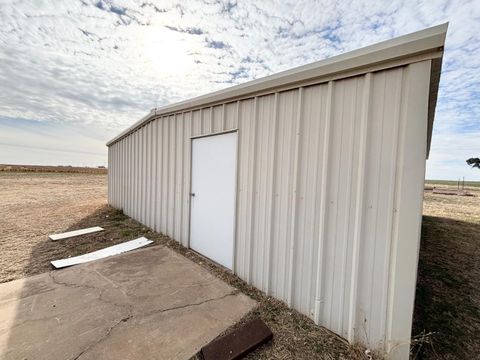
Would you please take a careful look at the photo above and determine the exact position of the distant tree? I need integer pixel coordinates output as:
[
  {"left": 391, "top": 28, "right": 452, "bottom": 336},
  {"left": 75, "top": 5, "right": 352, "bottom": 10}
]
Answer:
[{"left": 466, "top": 158, "right": 480, "bottom": 169}]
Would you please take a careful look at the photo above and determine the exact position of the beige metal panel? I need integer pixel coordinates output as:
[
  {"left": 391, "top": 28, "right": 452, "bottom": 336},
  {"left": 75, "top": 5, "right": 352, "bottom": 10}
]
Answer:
[
  {"left": 201, "top": 107, "right": 212, "bottom": 134},
  {"left": 192, "top": 109, "right": 201, "bottom": 137},
  {"left": 235, "top": 97, "right": 256, "bottom": 280},
  {"left": 133, "top": 131, "right": 139, "bottom": 220},
  {"left": 109, "top": 142, "right": 113, "bottom": 205},
  {"left": 212, "top": 105, "right": 223, "bottom": 132},
  {"left": 140, "top": 127, "right": 145, "bottom": 222},
  {"left": 107, "top": 147, "right": 110, "bottom": 204},
  {"left": 108, "top": 144, "right": 112, "bottom": 205},
  {"left": 154, "top": 118, "right": 162, "bottom": 232},
  {"left": 355, "top": 68, "right": 404, "bottom": 347},
  {"left": 161, "top": 117, "right": 168, "bottom": 232},
  {"left": 139, "top": 126, "right": 144, "bottom": 224},
  {"left": 129, "top": 133, "right": 135, "bottom": 217},
  {"left": 174, "top": 113, "right": 184, "bottom": 242},
  {"left": 146, "top": 122, "right": 153, "bottom": 228},
  {"left": 386, "top": 61, "right": 430, "bottom": 359},
  {"left": 321, "top": 76, "right": 365, "bottom": 338},
  {"left": 142, "top": 125, "right": 148, "bottom": 227},
  {"left": 120, "top": 140, "right": 124, "bottom": 208},
  {"left": 115, "top": 141, "right": 119, "bottom": 207},
  {"left": 131, "top": 131, "right": 139, "bottom": 220},
  {"left": 268, "top": 89, "right": 298, "bottom": 302},
  {"left": 225, "top": 102, "right": 237, "bottom": 130},
  {"left": 113, "top": 142, "right": 117, "bottom": 207},
  {"left": 249, "top": 93, "right": 276, "bottom": 291},
  {"left": 130, "top": 132, "right": 135, "bottom": 217},
  {"left": 115, "top": 140, "right": 119, "bottom": 207},
  {"left": 119, "top": 138, "right": 124, "bottom": 213},
  {"left": 167, "top": 115, "right": 175, "bottom": 237},
  {"left": 118, "top": 139, "right": 122, "bottom": 209},
  {"left": 181, "top": 111, "right": 192, "bottom": 246},
  {"left": 150, "top": 121, "right": 157, "bottom": 228},
  {"left": 127, "top": 133, "right": 133, "bottom": 217},
  {"left": 292, "top": 83, "right": 329, "bottom": 318},
  {"left": 112, "top": 142, "right": 116, "bottom": 207}
]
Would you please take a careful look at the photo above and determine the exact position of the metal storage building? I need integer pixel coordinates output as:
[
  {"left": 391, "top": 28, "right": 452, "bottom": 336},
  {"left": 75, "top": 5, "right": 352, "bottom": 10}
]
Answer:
[{"left": 107, "top": 24, "right": 447, "bottom": 359}]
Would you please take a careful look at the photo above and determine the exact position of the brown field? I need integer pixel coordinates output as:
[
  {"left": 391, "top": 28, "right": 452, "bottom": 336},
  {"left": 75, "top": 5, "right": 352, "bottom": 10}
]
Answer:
[
  {"left": 0, "top": 172, "right": 478, "bottom": 359},
  {"left": 0, "top": 163, "right": 107, "bottom": 174}
]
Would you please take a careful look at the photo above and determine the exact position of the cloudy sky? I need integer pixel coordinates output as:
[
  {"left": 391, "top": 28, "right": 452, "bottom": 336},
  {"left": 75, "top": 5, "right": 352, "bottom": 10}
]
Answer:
[{"left": 0, "top": 0, "right": 479, "bottom": 180}]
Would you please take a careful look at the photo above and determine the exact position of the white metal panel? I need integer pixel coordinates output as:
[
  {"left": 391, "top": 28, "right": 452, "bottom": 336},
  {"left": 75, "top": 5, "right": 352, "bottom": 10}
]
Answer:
[{"left": 190, "top": 132, "right": 237, "bottom": 269}]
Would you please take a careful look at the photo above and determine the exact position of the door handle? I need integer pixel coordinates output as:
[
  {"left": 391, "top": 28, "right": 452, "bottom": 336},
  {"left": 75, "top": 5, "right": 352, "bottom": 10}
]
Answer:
[{"left": 190, "top": 193, "right": 195, "bottom": 197}]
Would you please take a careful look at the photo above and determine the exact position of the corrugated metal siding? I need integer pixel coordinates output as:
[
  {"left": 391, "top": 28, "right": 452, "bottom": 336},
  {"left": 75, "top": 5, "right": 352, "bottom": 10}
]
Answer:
[{"left": 107, "top": 62, "right": 431, "bottom": 352}]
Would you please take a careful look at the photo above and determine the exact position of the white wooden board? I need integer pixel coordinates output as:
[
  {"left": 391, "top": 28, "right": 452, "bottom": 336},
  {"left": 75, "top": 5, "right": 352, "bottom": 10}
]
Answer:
[
  {"left": 49, "top": 226, "right": 104, "bottom": 241},
  {"left": 51, "top": 237, "right": 153, "bottom": 269}
]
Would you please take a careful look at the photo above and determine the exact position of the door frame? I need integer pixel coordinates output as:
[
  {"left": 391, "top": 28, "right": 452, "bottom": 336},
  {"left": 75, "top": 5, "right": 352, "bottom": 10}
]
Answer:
[{"left": 188, "top": 128, "right": 239, "bottom": 272}]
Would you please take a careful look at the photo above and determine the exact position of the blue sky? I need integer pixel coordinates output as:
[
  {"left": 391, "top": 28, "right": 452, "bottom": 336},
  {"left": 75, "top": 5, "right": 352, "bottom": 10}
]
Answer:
[{"left": 0, "top": 0, "right": 479, "bottom": 180}]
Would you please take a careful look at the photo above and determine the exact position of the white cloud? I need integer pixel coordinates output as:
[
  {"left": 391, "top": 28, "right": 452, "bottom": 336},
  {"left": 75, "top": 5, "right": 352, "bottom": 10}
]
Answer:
[{"left": 0, "top": 0, "right": 479, "bottom": 180}]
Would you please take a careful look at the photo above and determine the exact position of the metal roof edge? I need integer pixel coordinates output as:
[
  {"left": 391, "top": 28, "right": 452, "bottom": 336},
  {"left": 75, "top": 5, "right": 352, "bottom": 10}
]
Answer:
[{"left": 107, "top": 23, "right": 448, "bottom": 146}]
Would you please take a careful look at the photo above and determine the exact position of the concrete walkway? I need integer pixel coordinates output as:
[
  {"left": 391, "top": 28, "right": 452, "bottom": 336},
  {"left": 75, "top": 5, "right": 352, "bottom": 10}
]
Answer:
[{"left": 0, "top": 246, "right": 255, "bottom": 360}]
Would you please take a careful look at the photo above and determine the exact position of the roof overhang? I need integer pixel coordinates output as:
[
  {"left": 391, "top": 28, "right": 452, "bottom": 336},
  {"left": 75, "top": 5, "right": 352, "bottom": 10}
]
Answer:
[{"left": 107, "top": 23, "right": 447, "bottom": 152}]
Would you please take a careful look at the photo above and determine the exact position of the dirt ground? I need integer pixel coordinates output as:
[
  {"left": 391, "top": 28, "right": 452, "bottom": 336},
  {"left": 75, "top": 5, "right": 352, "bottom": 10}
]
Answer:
[
  {"left": 0, "top": 172, "right": 169, "bottom": 283},
  {"left": 0, "top": 172, "right": 478, "bottom": 359},
  {"left": 0, "top": 172, "right": 105, "bottom": 282},
  {"left": 412, "top": 184, "right": 480, "bottom": 359}
]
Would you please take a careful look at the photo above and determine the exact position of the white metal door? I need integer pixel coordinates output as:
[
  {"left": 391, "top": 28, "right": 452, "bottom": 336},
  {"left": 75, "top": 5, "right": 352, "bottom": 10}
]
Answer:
[{"left": 190, "top": 132, "right": 237, "bottom": 269}]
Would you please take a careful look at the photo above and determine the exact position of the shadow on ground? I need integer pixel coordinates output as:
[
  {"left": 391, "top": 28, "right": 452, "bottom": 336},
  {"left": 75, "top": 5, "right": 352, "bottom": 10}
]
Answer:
[{"left": 412, "top": 215, "right": 480, "bottom": 359}]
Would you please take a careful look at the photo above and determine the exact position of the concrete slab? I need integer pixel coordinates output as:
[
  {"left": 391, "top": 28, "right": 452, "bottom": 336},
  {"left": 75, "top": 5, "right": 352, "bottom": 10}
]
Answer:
[{"left": 0, "top": 246, "right": 256, "bottom": 360}]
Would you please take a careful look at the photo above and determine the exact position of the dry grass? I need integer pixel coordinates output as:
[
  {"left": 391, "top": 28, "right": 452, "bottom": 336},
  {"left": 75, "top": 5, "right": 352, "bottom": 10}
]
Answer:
[{"left": 412, "top": 183, "right": 480, "bottom": 359}]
